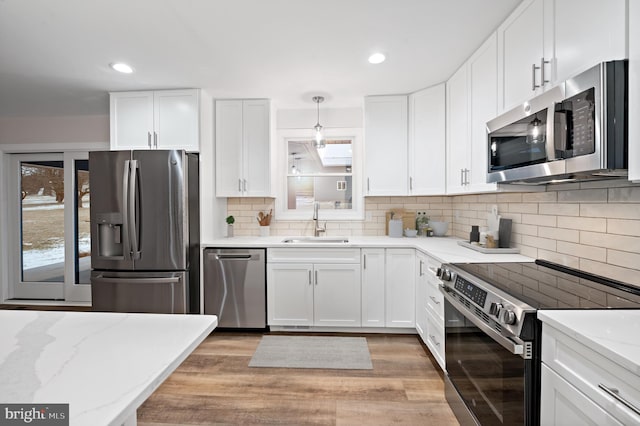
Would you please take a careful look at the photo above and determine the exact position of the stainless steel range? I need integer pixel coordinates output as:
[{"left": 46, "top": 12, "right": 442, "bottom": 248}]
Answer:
[{"left": 437, "top": 260, "right": 640, "bottom": 426}]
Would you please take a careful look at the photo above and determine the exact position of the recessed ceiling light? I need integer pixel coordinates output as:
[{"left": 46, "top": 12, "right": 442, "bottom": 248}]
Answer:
[
  {"left": 110, "top": 62, "right": 133, "bottom": 74},
  {"left": 368, "top": 53, "right": 386, "bottom": 64}
]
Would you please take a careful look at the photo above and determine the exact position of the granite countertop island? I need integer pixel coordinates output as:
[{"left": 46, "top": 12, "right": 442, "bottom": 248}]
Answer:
[
  {"left": 202, "top": 235, "right": 533, "bottom": 264},
  {"left": 0, "top": 311, "right": 217, "bottom": 426}
]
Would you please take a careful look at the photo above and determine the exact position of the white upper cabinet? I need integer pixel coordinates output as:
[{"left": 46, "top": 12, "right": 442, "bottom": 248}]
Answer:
[
  {"left": 364, "top": 88, "right": 446, "bottom": 197},
  {"left": 498, "top": 0, "right": 627, "bottom": 113},
  {"left": 630, "top": 0, "right": 640, "bottom": 182},
  {"left": 215, "top": 99, "right": 271, "bottom": 197},
  {"left": 447, "top": 34, "right": 500, "bottom": 195},
  {"left": 550, "top": 0, "right": 626, "bottom": 86},
  {"left": 364, "top": 95, "right": 408, "bottom": 196},
  {"left": 408, "top": 84, "right": 446, "bottom": 195},
  {"left": 446, "top": 64, "right": 470, "bottom": 194},
  {"left": 110, "top": 89, "right": 200, "bottom": 151},
  {"left": 468, "top": 33, "right": 498, "bottom": 193},
  {"left": 497, "top": 0, "right": 545, "bottom": 112}
]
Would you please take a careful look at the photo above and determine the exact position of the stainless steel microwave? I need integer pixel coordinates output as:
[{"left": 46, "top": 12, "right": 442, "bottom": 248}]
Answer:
[{"left": 486, "top": 60, "right": 628, "bottom": 184}]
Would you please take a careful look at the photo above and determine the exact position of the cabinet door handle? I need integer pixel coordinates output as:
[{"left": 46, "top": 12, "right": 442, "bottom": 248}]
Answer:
[
  {"left": 429, "top": 334, "right": 440, "bottom": 346},
  {"left": 153, "top": 131, "right": 158, "bottom": 148},
  {"left": 363, "top": 254, "right": 367, "bottom": 270},
  {"left": 243, "top": 179, "right": 247, "bottom": 192},
  {"left": 464, "top": 169, "right": 470, "bottom": 185},
  {"left": 598, "top": 384, "right": 640, "bottom": 416},
  {"left": 429, "top": 295, "right": 441, "bottom": 305},
  {"left": 409, "top": 176, "right": 413, "bottom": 191},
  {"left": 308, "top": 270, "right": 312, "bottom": 285},
  {"left": 147, "top": 132, "right": 152, "bottom": 148},
  {"left": 532, "top": 63, "right": 540, "bottom": 90},
  {"left": 419, "top": 260, "right": 424, "bottom": 276},
  {"left": 460, "top": 169, "right": 464, "bottom": 186},
  {"left": 315, "top": 270, "right": 318, "bottom": 285},
  {"left": 238, "top": 179, "right": 242, "bottom": 193},
  {"left": 367, "top": 177, "right": 370, "bottom": 193},
  {"left": 540, "top": 57, "right": 550, "bottom": 86}
]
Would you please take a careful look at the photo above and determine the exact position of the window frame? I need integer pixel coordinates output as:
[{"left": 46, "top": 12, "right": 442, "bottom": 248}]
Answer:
[{"left": 275, "top": 127, "right": 364, "bottom": 221}]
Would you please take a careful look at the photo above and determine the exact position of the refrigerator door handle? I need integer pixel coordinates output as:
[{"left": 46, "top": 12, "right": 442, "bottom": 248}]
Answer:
[
  {"left": 129, "top": 159, "right": 141, "bottom": 260},
  {"left": 92, "top": 275, "right": 181, "bottom": 284},
  {"left": 122, "top": 159, "right": 132, "bottom": 261}
]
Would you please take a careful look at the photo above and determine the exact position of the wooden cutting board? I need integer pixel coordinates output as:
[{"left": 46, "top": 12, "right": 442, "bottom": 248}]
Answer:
[{"left": 384, "top": 209, "right": 416, "bottom": 235}]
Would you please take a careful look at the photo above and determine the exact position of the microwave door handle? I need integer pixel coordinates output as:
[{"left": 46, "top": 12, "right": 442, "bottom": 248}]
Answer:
[
  {"left": 545, "top": 106, "right": 557, "bottom": 161},
  {"left": 439, "top": 285, "right": 528, "bottom": 358}
]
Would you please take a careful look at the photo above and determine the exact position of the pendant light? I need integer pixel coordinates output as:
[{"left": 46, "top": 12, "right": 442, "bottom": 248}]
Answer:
[
  {"left": 526, "top": 114, "right": 545, "bottom": 145},
  {"left": 312, "top": 96, "right": 326, "bottom": 149}
]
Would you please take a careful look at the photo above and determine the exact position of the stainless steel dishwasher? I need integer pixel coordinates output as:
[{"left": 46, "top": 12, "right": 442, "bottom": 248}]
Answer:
[{"left": 203, "top": 248, "right": 266, "bottom": 328}]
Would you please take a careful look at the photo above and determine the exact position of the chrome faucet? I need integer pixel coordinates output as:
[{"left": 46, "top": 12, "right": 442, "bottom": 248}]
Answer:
[{"left": 313, "top": 201, "right": 326, "bottom": 237}]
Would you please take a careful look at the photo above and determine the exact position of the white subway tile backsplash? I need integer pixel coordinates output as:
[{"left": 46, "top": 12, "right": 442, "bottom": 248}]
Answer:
[
  {"left": 557, "top": 216, "right": 606, "bottom": 232},
  {"left": 538, "top": 203, "right": 580, "bottom": 216},
  {"left": 557, "top": 189, "right": 608, "bottom": 203},
  {"left": 556, "top": 241, "right": 606, "bottom": 262},
  {"left": 580, "top": 203, "right": 640, "bottom": 220},
  {"left": 607, "top": 219, "right": 640, "bottom": 236},
  {"left": 227, "top": 181, "right": 640, "bottom": 288}
]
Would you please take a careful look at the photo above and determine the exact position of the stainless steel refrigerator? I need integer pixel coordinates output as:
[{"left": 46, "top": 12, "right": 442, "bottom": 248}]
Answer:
[{"left": 89, "top": 149, "right": 199, "bottom": 314}]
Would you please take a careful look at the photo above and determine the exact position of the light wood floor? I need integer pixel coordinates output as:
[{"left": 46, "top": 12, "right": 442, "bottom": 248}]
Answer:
[{"left": 137, "top": 332, "right": 459, "bottom": 425}]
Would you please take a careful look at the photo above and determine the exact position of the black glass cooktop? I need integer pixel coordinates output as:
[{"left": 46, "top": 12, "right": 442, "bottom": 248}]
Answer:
[{"left": 451, "top": 259, "right": 640, "bottom": 310}]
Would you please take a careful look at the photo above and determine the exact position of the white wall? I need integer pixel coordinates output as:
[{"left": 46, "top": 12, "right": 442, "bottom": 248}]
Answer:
[
  {"left": 0, "top": 115, "right": 109, "bottom": 144},
  {"left": 277, "top": 107, "right": 363, "bottom": 129}
]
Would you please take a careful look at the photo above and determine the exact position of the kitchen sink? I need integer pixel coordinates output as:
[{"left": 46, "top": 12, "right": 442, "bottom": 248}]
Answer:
[{"left": 281, "top": 237, "right": 349, "bottom": 244}]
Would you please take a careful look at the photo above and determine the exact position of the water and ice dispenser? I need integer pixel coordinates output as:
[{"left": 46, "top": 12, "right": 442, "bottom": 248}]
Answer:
[{"left": 96, "top": 212, "right": 124, "bottom": 258}]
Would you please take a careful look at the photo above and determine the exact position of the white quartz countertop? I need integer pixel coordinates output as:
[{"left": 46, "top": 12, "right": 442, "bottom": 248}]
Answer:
[
  {"left": 0, "top": 311, "right": 217, "bottom": 426},
  {"left": 202, "top": 236, "right": 533, "bottom": 264},
  {"left": 538, "top": 310, "right": 640, "bottom": 375}
]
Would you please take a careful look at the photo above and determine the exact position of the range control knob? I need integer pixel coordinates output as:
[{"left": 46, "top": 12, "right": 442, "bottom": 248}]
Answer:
[
  {"left": 503, "top": 310, "right": 517, "bottom": 325},
  {"left": 440, "top": 268, "right": 452, "bottom": 281},
  {"left": 489, "top": 302, "right": 502, "bottom": 317}
]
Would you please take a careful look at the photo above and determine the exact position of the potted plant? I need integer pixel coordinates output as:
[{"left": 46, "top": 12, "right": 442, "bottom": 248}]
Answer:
[{"left": 226, "top": 215, "right": 235, "bottom": 237}]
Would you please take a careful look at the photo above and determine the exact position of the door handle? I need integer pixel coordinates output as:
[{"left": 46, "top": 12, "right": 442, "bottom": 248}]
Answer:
[
  {"left": 93, "top": 275, "right": 181, "bottom": 285},
  {"left": 429, "top": 295, "right": 440, "bottom": 305},
  {"left": 409, "top": 176, "right": 413, "bottom": 191},
  {"left": 598, "top": 384, "right": 640, "bottom": 416},
  {"left": 122, "top": 160, "right": 131, "bottom": 261},
  {"left": 153, "top": 131, "right": 158, "bottom": 148},
  {"left": 308, "top": 270, "right": 312, "bottom": 285},
  {"left": 419, "top": 260, "right": 424, "bottom": 276},
  {"left": 129, "top": 159, "right": 140, "bottom": 260},
  {"left": 315, "top": 270, "right": 318, "bottom": 285},
  {"left": 213, "top": 254, "right": 253, "bottom": 260},
  {"left": 238, "top": 179, "right": 242, "bottom": 193},
  {"left": 460, "top": 169, "right": 464, "bottom": 186},
  {"left": 540, "top": 57, "right": 550, "bottom": 86},
  {"left": 532, "top": 63, "right": 540, "bottom": 91},
  {"left": 147, "top": 132, "right": 152, "bottom": 149},
  {"left": 243, "top": 179, "right": 247, "bottom": 192},
  {"left": 363, "top": 254, "right": 367, "bottom": 270},
  {"left": 367, "top": 177, "right": 370, "bottom": 193}
]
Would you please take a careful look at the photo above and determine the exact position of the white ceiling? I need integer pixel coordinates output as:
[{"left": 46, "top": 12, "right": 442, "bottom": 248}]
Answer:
[{"left": 0, "top": 0, "right": 521, "bottom": 117}]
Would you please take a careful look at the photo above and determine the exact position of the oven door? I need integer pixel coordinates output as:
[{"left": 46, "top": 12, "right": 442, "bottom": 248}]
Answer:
[{"left": 441, "top": 287, "right": 538, "bottom": 426}]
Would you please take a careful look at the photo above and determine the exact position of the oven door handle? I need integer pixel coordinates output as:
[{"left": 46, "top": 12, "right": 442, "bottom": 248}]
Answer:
[{"left": 439, "top": 286, "right": 527, "bottom": 358}]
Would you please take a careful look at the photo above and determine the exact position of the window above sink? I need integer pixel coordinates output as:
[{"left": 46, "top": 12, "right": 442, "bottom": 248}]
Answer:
[{"left": 275, "top": 127, "right": 363, "bottom": 221}]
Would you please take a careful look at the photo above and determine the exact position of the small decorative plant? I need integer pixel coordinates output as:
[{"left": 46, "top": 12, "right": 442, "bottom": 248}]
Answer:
[{"left": 226, "top": 215, "right": 235, "bottom": 237}]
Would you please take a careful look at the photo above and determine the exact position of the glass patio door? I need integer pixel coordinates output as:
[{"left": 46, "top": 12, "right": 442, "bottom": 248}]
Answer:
[{"left": 8, "top": 152, "right": 91, "bottom": 302}]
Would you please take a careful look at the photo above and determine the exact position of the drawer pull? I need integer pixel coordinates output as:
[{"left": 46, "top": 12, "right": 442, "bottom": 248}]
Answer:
[
  {"left": 429, "top": 334, "right": 440, "bottom": 346},
  {"left": 599, "top": 384, "right": 640, "bottom": 416},
  {"left": 429, "top": 295, "right": 441, "bottom": 305}
]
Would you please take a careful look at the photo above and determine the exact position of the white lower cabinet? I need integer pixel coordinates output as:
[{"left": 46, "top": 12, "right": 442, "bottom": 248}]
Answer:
[
  {"left": 541, "top": 364, "right": 622, "bottom": 426},
  {"left": 267, "top": 249, "right": 361, "bottom": 327},
  {"left": 267, "top": 263, "right": 314, "bottom": 326},
  {"left": 541, "top": 323, "right": 640, "bottom": 425},
  {"left": 385, "top": 249, "right": 415, "bottom": 328},
  {"left": 361, "top": 248, "right": 386, "bottom": 327},
  {"left": 415, "top": 250, "right": 446, "bottom": 370}
]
